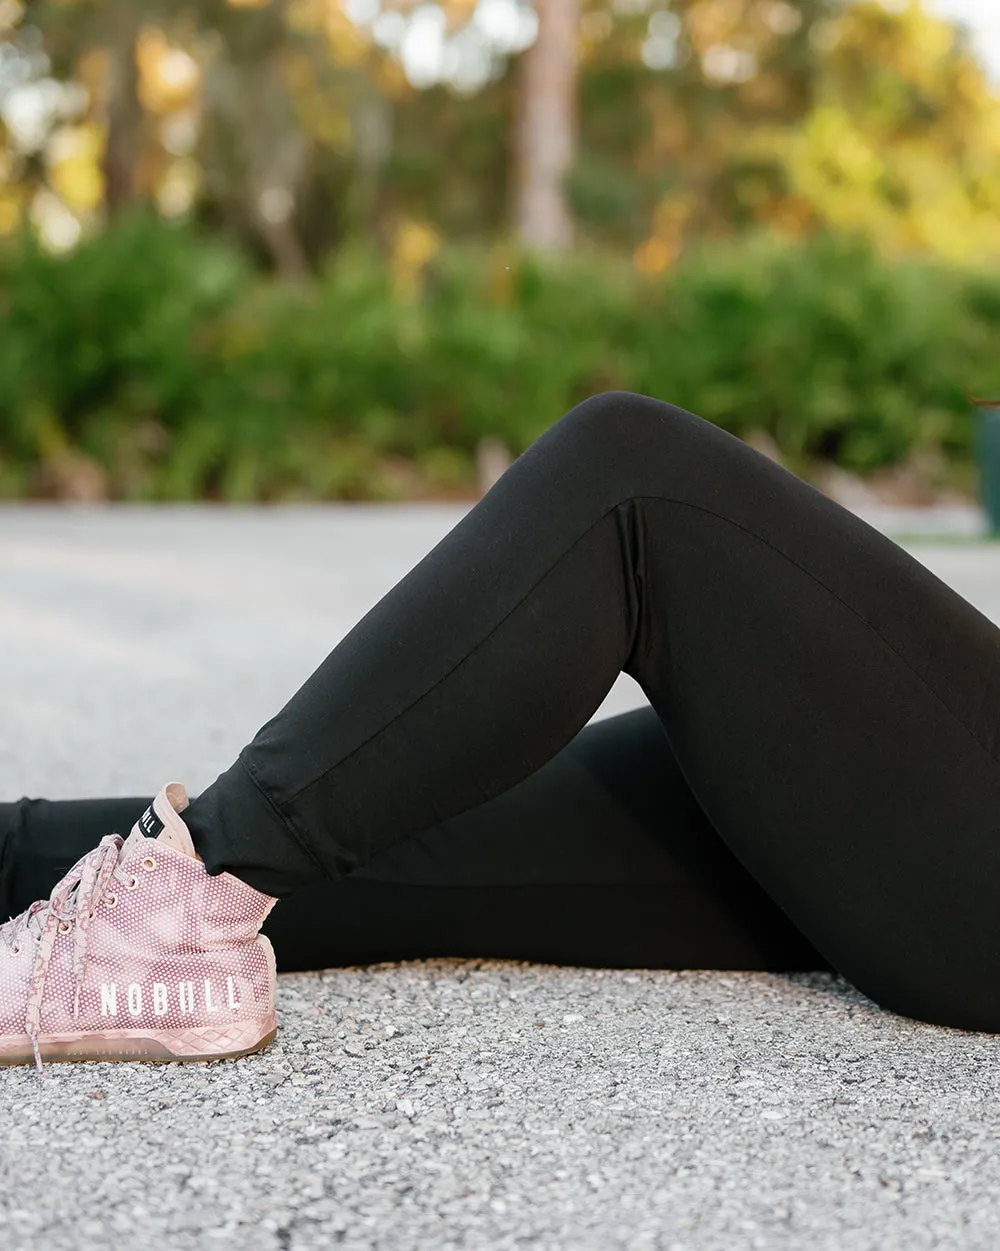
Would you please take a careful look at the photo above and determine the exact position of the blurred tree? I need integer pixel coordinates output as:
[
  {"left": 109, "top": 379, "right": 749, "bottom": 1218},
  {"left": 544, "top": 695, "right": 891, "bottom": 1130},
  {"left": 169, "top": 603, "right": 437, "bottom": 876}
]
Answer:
[
  {"left": 5, "top": 0, "right": 1000, "bottom": 271},
  {"left": 21, "top": 0, "right": 377, "bottom": 268},
  {"left": 736, "top": 0, "right": 1000, "bottom": 261},
  {"left": 194, "top": 0, "right": 313, "bottom": 277},
  {"left": 27, "top": 0, "right": 156, "bottom": 217},
  {"left": 513, "top": 0, "right": 580, "bottom": 249},
  {"left": 104, "top": 2, "right": 152, "bottom": 218},
  {"left": 96, "top": 2, "right": 141, "bottom": 217},
  {"left": 570, "top": 0, "right": 838, "bottom": 264}
]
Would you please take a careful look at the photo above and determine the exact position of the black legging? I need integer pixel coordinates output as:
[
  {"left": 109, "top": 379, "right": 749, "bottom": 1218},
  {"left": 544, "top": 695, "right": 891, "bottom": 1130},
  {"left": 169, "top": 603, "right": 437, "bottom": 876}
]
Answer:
[
  {"left": 0, "top": 706, "right": 830, "bottom": 976},
  {"left": 6, "top": 391, "right": 1000, "bottom": 1030}
]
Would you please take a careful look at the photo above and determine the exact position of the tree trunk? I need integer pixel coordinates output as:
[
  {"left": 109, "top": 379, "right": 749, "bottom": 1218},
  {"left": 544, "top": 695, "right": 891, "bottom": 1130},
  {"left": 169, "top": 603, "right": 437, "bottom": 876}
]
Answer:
[
  {"left": 512, "top": 0, "right": 580, "bottom": 251},
  {"left": 102, "top": 15, "right": 143, "bottom": 220},
  {"left": 349, "top": 86, "right": 393, "bottom": 247},
  {"left": 254, "top": 211, "right": 310, "bottom": 282}
]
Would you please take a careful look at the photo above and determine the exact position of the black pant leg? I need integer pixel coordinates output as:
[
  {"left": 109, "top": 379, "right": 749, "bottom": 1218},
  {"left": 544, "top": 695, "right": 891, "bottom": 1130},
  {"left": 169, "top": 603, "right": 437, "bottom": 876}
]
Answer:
[
  {"left": 0, "top": 796, "right": 149, "bottom": 923},
  {"left": 264, "top": 707, "right": 828, "bottom": 972},
  {"left": 0, "top": 709, "right": 828, "bottom": 973}
]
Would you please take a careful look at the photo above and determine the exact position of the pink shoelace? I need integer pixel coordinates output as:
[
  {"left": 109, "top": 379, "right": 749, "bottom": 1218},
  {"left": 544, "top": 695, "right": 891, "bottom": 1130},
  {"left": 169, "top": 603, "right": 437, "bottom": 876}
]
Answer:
[{"left": 0, "top": 834, "right": 133, "bottom": 1070}]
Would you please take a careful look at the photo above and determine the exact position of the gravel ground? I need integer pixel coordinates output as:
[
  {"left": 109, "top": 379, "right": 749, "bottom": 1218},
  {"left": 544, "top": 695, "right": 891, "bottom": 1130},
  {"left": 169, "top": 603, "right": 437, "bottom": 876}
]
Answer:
[{"left": 2, "top": 502, "right": 1000, "bottom": 1251}]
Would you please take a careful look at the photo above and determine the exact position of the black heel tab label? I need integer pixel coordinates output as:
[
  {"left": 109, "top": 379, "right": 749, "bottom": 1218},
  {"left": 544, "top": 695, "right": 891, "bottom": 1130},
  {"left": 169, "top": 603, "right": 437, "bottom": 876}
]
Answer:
[{"left": 138, "top": 805, "right": 165, "bottom": 838}]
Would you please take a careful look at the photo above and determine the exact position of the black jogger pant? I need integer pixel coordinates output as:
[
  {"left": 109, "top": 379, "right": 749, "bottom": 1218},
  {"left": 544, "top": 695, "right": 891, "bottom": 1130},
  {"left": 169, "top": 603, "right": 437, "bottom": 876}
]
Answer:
[{"left": 6, "top": 391, "right": 1000, "bottom": 1030}]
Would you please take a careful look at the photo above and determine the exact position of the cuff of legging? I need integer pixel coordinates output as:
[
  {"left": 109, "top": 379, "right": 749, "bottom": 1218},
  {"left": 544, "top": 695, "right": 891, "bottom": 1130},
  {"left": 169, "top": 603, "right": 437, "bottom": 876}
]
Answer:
[
  {"left": 183, "top": 755, "right": 328, "bottom": 898},
  {"left": 0, "top": 799, "right": 26, "bottom": 920}
]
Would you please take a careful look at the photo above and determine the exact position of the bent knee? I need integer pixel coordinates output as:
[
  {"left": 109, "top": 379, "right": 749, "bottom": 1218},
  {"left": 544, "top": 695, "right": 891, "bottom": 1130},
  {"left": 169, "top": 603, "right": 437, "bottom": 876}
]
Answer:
[
  {"left": 524, "top": 389, "right": 749, "bottom": 512},
  {"left": 556, "top": 390, "right": 706, "bottom": 461}
]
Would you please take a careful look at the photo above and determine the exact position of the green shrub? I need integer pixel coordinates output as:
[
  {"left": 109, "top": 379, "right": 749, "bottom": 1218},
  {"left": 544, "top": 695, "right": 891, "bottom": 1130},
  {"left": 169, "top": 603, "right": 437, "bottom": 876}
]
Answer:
[{"left": 0, "top": 215, "right": 997, "bottom": 500}]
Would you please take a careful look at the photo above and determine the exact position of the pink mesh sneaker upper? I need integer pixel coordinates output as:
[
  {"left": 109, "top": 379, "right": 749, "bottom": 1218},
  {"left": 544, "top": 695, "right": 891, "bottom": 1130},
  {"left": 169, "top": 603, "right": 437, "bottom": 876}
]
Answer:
[{"left": 0, "top": 782, "right": 278, "bottom": 1069}]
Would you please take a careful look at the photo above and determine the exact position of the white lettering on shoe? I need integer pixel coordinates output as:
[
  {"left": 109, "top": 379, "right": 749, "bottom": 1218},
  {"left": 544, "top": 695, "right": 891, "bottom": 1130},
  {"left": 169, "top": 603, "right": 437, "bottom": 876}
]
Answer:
[
  {"left": 178, "top": 980, "right": 195, "bottom": 1013},
  {"left": 97, "top": 979, "right": 239, "bottom": 1017}
]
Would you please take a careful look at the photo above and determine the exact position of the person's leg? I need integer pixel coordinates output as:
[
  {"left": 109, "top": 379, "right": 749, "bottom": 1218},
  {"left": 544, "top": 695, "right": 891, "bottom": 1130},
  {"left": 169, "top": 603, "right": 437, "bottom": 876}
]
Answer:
[
  {"left": 0, "top": 708, "right": 830, "bottom": 973},
  {"left": 184, "top": 390, "right": 1000, "bottom": 1031},
  {"left": 0, "top": 797, "right": 152, "bottom": 922},
  {"left": 273, "top": 705, "right": 829, "bottom": 972}
]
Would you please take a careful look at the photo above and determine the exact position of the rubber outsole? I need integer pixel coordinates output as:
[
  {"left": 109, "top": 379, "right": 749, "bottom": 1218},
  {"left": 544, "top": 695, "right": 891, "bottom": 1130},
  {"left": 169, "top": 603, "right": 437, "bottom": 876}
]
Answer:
[{"left": 0, "top": 1024, "right": 277, "bottom": 1066}]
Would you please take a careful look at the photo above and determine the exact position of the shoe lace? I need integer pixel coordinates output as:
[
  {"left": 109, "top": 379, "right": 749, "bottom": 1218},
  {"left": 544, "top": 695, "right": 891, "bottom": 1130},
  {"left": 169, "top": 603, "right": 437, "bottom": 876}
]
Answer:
[{"left": 0, "top": 833, "right": 133, "bottom": 1071}]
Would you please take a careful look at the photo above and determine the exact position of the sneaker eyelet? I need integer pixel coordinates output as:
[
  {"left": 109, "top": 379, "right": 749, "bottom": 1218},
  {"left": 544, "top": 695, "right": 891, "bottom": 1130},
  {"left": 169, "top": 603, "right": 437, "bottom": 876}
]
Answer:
[
  {"left": 125, "top": 875, "right": 139, "bottom": 891},
  {"left": 10, "top": 945, "right": 20, "bottom": 955},
  {"left": 58, "top": 921, "right": 72, "bottom": 934},
  {"left": 104, "top": 894, "right": 118, "bottom": 910},
  {"left": 141, "top": 857, "right": 156, "bottom": 872}
]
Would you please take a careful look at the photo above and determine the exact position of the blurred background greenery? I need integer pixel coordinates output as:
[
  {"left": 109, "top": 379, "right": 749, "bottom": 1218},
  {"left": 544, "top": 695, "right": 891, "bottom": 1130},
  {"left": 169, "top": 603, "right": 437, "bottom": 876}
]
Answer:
[{"left": 1, "top": 0, "right": 999, "bottom": 502}]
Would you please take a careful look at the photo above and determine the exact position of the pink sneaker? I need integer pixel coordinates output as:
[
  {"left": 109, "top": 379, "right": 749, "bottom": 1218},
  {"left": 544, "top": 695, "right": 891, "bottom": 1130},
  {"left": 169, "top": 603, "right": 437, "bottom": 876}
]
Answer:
[{"left": 0, "top": 782, "right": 278, "bottom": 1069}]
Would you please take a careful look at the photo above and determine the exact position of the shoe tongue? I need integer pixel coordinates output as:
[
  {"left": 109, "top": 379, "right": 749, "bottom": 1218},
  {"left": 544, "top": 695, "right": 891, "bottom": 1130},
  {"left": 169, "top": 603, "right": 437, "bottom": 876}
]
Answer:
[{"left": 128, "top": 782, "right": 197, "bottom": 859}]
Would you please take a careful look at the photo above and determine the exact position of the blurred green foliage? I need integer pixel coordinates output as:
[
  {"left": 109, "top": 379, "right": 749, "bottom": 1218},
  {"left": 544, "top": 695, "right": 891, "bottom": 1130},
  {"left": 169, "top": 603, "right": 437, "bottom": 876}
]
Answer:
[{"left": 0, "top": 212, "right": 997, "bottom": 500}]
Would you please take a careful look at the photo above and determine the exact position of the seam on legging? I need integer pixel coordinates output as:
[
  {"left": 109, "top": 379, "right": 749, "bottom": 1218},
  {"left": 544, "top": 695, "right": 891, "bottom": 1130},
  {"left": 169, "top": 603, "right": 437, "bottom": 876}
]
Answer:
[{"left": 281, "top": 492, "right": 1000, "bottom": 818}]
